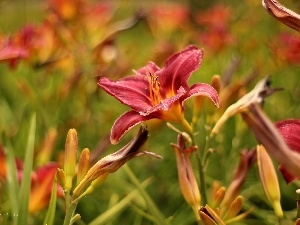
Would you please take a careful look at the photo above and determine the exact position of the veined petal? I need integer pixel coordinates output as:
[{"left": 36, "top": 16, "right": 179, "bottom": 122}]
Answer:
[
  {"left": 159, "top": 45, "right": 203, "bottom": 93},
  {"left": 111, "top": 110, "right": 154, "bottom": 144},
  {"left": 182, "top": 83, "right": 219, "bottom": 107},
  {"left": 275, "top": 119, "right": 300, "bottom": 183},
  {"left": 98, "top": 76, "right": 152, "bottom": 112},
  {"left": 275, "top": 119, "right": 300, "bottom": 153},
  {"left": 134, "top": 61, "right": 161, "bottom": 76}
]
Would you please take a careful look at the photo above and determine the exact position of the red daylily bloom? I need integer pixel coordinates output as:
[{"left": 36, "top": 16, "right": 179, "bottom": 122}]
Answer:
[
  {"left": 0, "top": 147, "right": 63, "bottom": 214},
  {"left": 98, "top": 45, "right": 219, "bottom": 144},
  {"left": 29, "top": 162, "right": 63, "bottom": 214},
  {"left": 275, "top": 119, "right": 300, "bottom": 183},
  {"left": 0, "top": 36, "right": 29, "bottom": 68}
]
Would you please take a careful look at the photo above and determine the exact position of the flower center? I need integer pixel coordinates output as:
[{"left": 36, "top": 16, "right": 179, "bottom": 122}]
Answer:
[{"left": 148, "top": 73, "right": 162, "bottom": 105}]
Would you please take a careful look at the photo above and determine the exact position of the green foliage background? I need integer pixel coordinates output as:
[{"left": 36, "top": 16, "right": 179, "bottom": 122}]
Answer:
[{"left": 0, "top": 0, "right": 299, "bottom": 224}]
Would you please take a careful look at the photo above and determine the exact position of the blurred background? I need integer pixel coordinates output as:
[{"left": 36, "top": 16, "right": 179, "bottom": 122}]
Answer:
[{"left": 0, "top": 0, "right": 299, "bottom": 224}]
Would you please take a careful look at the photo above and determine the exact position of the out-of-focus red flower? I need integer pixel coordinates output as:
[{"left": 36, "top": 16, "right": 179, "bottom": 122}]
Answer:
[
  {"left": 0, "top": 147, "right": 23, "bottom": 181},
  {"left": 16, "top": 23, "right": 57, "bottom": 64},
  {"left": 0, "top": 148, "right": 63, "bottom": 214},
  {"left": 29, "top": 162, "right": 63, "bottom": 214},
  {"left": 0, "top": 21, "right": 58, "bottom": 68},
  {"left": 271, "top": 32, "right": 300, "bottom": 65},
  {"left": 275, "top": 119, "right": 300, "bottom": 183},
  {"left": 148, "top": 2, "right": 190, "bottom": 34},
  {"left": 48, "top": 0, "right": 83, "bottom": 21},
  {"left": 0, "top": 36, "right": 29, "bottom": 68},
  {"left": 195, "top": 4, "right": 234, "bottom": 52}
]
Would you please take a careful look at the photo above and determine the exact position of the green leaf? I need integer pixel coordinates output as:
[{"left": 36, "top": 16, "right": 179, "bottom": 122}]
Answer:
[
  {"left": 43, "top": 174, "right": 58, "bottom": 225},
  {"left": 123, "top": 164, "right": 169, "bottom": 225},
  {"left": 17, "top": 114, "right": 36, "bottom": 225},
  {"left": 88, "top": 177, "right": 152, "bottom": 225},
  {"left": 4, "top": 139, "right": 19, "bottom": 225}
]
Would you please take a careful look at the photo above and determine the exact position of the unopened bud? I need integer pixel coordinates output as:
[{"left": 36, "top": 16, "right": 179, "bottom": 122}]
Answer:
[
  {"left": 211, "top": 186, "right": 226, "bottom": 208},
  {"left": 77, "top": 148, "right": 90, "bottom": 186},
  {"left": 257, "top": 145, "right": 283, "bottom": 218},
  {"left": 57, "top": 168, "right": 66, "bottom": 189},
  {"left": 223, "top": 195, "right": 243, "bottom": 221},
  {"left": 64, "top": 129, "right": 78, "bottom": 191}
]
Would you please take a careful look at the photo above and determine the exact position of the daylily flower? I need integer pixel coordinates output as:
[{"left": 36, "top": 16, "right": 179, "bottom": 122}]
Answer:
[
  {"left": 29, "top": 162, "right": 63, "bottom": 214},
  {"left": 0, "top": 36, "right": 29, "bottom": 68},
  {"left": 0, "top": 147, "right": 63, "bottom": 214},
  {"left": 98, "top": 45, "right": 219, "bottom": 144},
  {"left": 275, "top": 119, "right": 300, "bottom": 183}
]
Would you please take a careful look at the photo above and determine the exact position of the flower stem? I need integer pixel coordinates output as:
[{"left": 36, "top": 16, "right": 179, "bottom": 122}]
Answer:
[
  {"left": 180, "top": 117, "right": 193, "bottom": 135},
  {"left": 63, "top": 192, "right": 78, "bottom": 225},
  {"left": 297, "top": 189, "right": 300, "bottom": 219},
  {"left": 196, "top": 150, "right": 208, "bottom": 205}
]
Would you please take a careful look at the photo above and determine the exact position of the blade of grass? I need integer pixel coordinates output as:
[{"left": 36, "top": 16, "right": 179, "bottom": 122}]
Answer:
[
  {"left": 4, "top": 139, "right": 19, "bottom": 225},
  {"left": 88, "top": 177, "right": 152, "bottom": 225},
  {"left": 17, "top": 114, "right": 36, "bottom": 225},
  {"left": 123, "top": 164, "right": 169, "bottom": 225},
  {"left": 43, "top": 174, "right": 58, "bottom": 225}
]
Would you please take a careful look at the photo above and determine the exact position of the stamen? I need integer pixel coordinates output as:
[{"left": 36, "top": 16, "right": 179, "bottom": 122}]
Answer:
[{"left": 148, "top": 73, "right": 162, "bottom": 105}]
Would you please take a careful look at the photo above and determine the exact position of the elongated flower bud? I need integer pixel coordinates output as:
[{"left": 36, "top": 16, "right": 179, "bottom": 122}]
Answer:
[
  {"left": 211, "top": 186, "right": 226, "bottom": 208},
  {"left": 64, "top": 129, "right": 78, "bottom": 191},
  {"left": 223, "top": 196, "right": 243, "bottom": 221},
  {"left": 257, "top": 145, "right": 283, "bottom": 218},
  {"left": 77, "top": 148, "right": 90, "bottom": 186},
  {"left": 57, "top": 168, "right": 66, "bottom": 189}
]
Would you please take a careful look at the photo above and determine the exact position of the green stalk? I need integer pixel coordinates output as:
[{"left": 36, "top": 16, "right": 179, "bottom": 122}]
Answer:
[
  {"left": 296, "top": 189, "right": 300, "bottom": 219},
  {"left": 63, "top": 192, "right": 78, "bottom": 225},
  {"left": 89, "top": 178, "right": 152, "bottom": 225},
  {"left": 17, "top": 114, "right": 36, "bottom": 225},
  {"left": 4, "top": 140, "right": 19, "bottom": 225},
  {"left": 196, "top": 151, "right": 208, "bottom": 205},
  {"left": 43, "top": 175, "right": 58, "bottom": 225},
  {"left": 123, "top": 164, "right": 168, "bottom": 225}
]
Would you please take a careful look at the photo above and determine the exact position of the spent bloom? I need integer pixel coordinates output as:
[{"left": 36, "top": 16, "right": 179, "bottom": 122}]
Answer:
[
  {"left": 262, "top": 0, "right": 300, "bottom": 32},
  {"left": 98, "top": 45, "right": 219, "bottom": 144},
  {"left": 221, "top": 149, "right": 256, "bottom": 209},
  {"left": 170, "top": 134, "right": 200, "bottom": 218},
  {"left": 211, "top": 76, "right": 279, "bottom": 135},
  {"left": 73, "top": 126, "right": 161, "bottom": 198}
]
